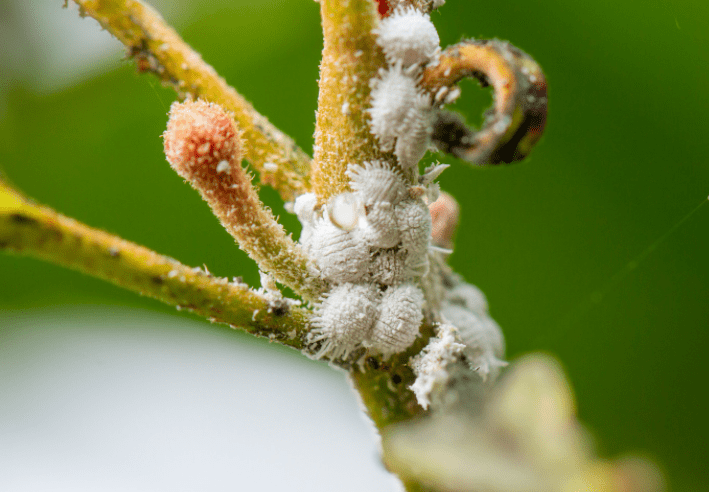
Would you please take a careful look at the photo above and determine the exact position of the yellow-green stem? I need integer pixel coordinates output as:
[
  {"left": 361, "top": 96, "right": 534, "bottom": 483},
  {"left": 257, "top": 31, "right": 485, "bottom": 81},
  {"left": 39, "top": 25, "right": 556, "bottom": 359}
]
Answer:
[
  {"left": 0, "top": 183, "right": 310, "bottom": 348},
  {"left": 311, "top": 0, "right": 392, "bottom": 202},
  {"left": 71, "top": 0, "right": 311, "bottom": 201}
]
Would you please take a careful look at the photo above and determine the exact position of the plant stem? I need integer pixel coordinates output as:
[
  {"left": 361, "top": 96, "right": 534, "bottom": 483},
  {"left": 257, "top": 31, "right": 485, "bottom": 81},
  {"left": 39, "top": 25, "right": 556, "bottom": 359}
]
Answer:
[
  {"left": 311, "top": 0, "right": 391, "bottom": 202},
  {"left": 0, "top": 182, "right": 311, "bottom": 349},
  {"left": 163, "top": 100, "right": 327, "bottom": 302},
  {"left": 71, "top": 0, "right": 311, "bottom": 201}
]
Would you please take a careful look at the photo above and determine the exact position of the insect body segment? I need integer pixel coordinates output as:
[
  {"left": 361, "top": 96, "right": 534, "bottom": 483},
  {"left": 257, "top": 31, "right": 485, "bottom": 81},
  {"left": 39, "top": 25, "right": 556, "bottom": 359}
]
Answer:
[{"left": 300, "top": 160, "right": 432, "bottom": 360}]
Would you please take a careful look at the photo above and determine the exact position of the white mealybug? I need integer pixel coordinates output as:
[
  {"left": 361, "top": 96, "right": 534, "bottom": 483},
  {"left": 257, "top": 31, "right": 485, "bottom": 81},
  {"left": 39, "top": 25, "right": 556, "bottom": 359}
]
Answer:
[
  {"left": 441, "top": 303, "right": 506, "bottom": 382},
  {"left": 373, "top": 6, "right": 440, "bottom": 66},
  {"left": 358, "top": 202, "right": 400, "bottom": 249},
  {"left": 309, "top": 283, "right": 380, "bottom": 359},
  {"left": 309, "top": 218, "right": 369, "bottom": 284},
  {"left": 395, "top": 197, "right": 432, "bottom": 275},
  {"left": 394, "top": 93, "right": 434, "bottom": 169},
  {"left": 367, "top": 283, "right": 424, "bottom": 356},
  {"left": 347, "top": 161, "right": 407, "bottom": 205},
  {"left": 368, "top": 63, "right": 431, "bottom": 162},
  {"left": 444, "top": 281, "right": 489, "bottom": 317},
  {"left": 368, "top": 248, "right": 408, "bottom": 286},
  {"left": 327, "top": 192, "right": 363, "bottom": 231}
]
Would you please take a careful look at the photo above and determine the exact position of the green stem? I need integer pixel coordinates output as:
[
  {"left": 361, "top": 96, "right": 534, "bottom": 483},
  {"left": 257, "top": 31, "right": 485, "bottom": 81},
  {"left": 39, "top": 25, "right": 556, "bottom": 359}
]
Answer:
[
  {"left": 71, "top": 0, "right": 311, "bottom": 201},
  {"left": 311, "top": 0, "right": 392, "bottom": 202},
  {"left": 0, "top": 182, "right": 311, "bottom": 349}
]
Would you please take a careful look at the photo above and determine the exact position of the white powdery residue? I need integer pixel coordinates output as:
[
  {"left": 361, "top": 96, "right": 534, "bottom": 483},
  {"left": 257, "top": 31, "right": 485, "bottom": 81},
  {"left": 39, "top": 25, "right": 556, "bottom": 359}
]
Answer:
[
  {"left": 409, "top": 323, "right": 465, "bottom": 409},
  {"left": 341, "top": 101, "right": 350, "bottom": 115},
  {"left": 294, "top": 193, "right": 319, "bottom": 225},
  {"left": 216, "top": 160, "right": 230, "bottom": 173},
  {"left": 327, "top": 192, "right": 363, "bottom": 232},
  {"left": 373, "top": 6, "right": 440, "bottom": 67},
  {"left": 443, "top": 86, "right": 461, "bottom": 104},
  {"left": 263, "top": 162, "right": 278, "bottom": 172},
  {"left": 434, "top": 86, "right": 449, "bottom": 103},
  {"left": 492, "top": 115, "right": 512, "bottom": 135},
  {"left": 294, "top": 192, "right": 319, "bottom": 249},
  {"left": 420, "top": 163, "right": 450, "bottom": 186},
  {"left": 258, "top": 271, "right": 279, "bottom": 297},
  {"left": 432, "top": 0, "right": 446, "bottom": 8},
  {"left": 441, "top": 303, "right": 507, "bottom": 382}
]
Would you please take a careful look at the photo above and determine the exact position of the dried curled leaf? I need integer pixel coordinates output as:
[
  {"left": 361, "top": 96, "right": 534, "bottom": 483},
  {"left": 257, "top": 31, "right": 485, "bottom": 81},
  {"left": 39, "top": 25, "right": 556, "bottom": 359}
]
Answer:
[{"left": 422, "top": 39, "right": 548, "bottom": 165}]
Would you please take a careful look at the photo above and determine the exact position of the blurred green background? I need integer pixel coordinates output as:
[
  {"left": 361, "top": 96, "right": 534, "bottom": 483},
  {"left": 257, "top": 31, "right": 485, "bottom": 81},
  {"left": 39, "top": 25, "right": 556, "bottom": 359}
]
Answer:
[{"left": 1, "top": 0, "right": 708, "bottom": 489}]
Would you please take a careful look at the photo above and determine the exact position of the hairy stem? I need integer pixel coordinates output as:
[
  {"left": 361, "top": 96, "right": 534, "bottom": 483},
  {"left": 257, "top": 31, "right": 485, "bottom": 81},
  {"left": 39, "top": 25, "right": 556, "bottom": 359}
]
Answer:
[
  {"left": 71, "top": 0, "right": 311, "bottom": 201},
  {"left": 163, "top": 100, "right": 326, "bottom": 302},
  {"left": 0, "top": 181, "right": 311, "bottom": 348},
  {"left": 312, "top": 0, "right": 391, "bottom": 202}
]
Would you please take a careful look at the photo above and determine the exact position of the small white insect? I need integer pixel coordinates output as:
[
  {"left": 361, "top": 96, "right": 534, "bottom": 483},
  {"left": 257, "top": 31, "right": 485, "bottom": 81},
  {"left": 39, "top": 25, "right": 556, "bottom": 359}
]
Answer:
[
  {"left": 366, "top": 283, "right": 424, "bottom": 356},
  {"left": 393, "top": 96, "right": 434, "bottom": 169},
  {"left": 444, "top": 281, "right": 489, "bottom": 317},
  {"left": 373, "top": 6, "right": 440, "bottom": 67},
  {"left": 368, "top": 64, "right": 431, "bottom": 162},
  {"left": 441, "top": 302, "right": 506, "bottom": 382},
  {"left": 368, "top": 248, "right": 408, "bottom": 286},
  {"left": 347, "top": 161, "right": 407, "bottom": 205},
  {"left": 216, "top": 160, "right": 230, "bottom": 173},
  {"left": 308, "top": 218, "right": 369, "bottom": 284},
  {"left": 358, "top": 202, "right": 400, "bottom": 249},
  {"left": 309, "top": 283, "right": 380, "bottom": 359},
  {"left": 396, "top": 198, "right": 432, "bottom": 260}
]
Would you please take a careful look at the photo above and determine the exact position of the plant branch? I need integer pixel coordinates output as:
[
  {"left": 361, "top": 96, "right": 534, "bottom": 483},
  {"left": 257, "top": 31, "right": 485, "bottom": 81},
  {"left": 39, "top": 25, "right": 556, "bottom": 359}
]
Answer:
[
  {"left": 163, "top": 100, "right": 326, "bottom": 302},
  {"left": 348, "top": 323, "right": 434, "bottom": 430},
  {"left": 312, "top": 0, "right": 392, "bottom": 202},
  {"left": 0, "top": 180, "right": 311, "bottom": 349},
  {"left": 70, "top": 0, "right": 311, "bottom": 201}
]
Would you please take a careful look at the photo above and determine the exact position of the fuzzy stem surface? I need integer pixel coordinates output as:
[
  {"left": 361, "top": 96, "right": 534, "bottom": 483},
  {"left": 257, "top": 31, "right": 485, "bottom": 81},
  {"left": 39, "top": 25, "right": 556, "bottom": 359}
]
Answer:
[
  {"left": 312, "top": 0, "right": 392, "bottom": 202},
  {"left": 0, "top": 182, "right": 310, "bottom": 348},
  {"left": 163, "top": 100, "right": 326, "bottom": 302},
  {"left": 71, "top": 0, "right": 311, "bottom": 201}
]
